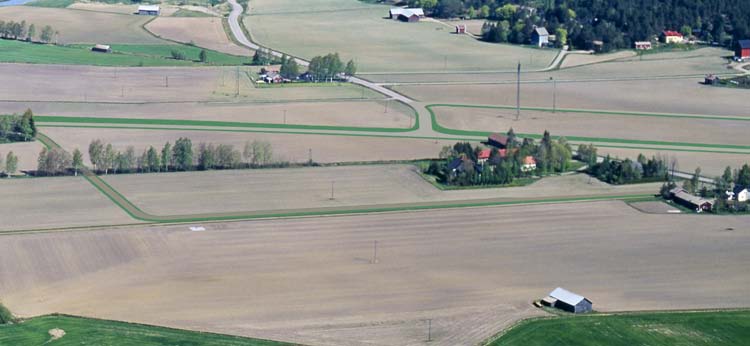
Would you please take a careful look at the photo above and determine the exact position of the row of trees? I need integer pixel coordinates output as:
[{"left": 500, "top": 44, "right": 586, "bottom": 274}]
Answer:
[
  {"left": 78, "top": 138, "right": 276, "bottom": 176},
  {"left": 0, "top": 151, "right": 19, "bottom": 177},
  {"left": 426, "top": 129, "right": 574, "bottom": 186},
  {"left": 307, "top": 53, "right": 356, "bottom": 82},
  {"left": 589, "top": 153, "right": 669, "bottom": 185},
  {"left": 0, "top": 109, "right": 37, "bottom": 142},
  {"left": 0, "top": 20, "right": 57, "bottom": 43},
  {"left": 170, "top": 49, "right": 210, "bottom": 63},
  {"left": 416, "top": 0, "right": 750, "bottom": 52}
]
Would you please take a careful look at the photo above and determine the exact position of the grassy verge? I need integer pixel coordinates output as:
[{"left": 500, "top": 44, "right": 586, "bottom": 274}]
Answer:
[
  {"left": 486, "top": 309, "right": 750, "bottom": 346},
  {"left": 171, "top": 8, "right": 214, "bottom": 17},
  {"left": 25, "top": 0, "right": 74, "bottom": 8},
  {"left": 0, "top": 314, "right": 295, "bottom": 346},
  {"left": 0, "top": 39, "right": 249, "bottom": 67}
]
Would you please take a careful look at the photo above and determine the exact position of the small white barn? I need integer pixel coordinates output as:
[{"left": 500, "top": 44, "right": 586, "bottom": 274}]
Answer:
[{"left": 137, "top": 5, "right": 160, "bottom": 16}]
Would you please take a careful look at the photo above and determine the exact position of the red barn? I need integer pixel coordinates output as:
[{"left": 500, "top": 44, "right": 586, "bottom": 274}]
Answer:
[{"left": 736, "top": 40, "right": 750, "bottom": 60}]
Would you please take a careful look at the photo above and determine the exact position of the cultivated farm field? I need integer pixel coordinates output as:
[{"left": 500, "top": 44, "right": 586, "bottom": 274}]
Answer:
[
  {"left": 246, "top": 0, "right": 557, "bottom": 72},
  {"left": 3, "top": 100, "right": 413, "bottom": 128},
  {"left": 101, "top": 166, "right": 659, "bottom": 215},
  {"left": 146, "top": 17, "right": 253, "bottom": 56},
  {"left": 0, "top": 177, "right": 136, "bottom": 231},
  {"left": 1, "top": 201, "right": 749, "bottom": 346},
  {"left": 0, "top": 64, "right": 381, "bottom": 103},
  {"left": 0, "top": 6, "right": 164, "bottom": 44}
]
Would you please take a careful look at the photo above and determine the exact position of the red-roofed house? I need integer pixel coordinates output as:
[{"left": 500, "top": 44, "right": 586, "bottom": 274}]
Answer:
[
  {"left": 662, "top": 30, "right": 684, "bottom": 44},
  {"left": 477, "top": 149, "right": 492, "bottom": 164},
  {"left": 522, "top": 156, "right": 537, "bottom": 172},
  {"left": 487, "top": 133, "right": 509, "bottom": 149}
]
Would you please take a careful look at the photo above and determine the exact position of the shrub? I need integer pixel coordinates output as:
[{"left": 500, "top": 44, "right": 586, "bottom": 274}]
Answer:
[{"left": 0, "top": 303, "right": 14, "bottom": 324}]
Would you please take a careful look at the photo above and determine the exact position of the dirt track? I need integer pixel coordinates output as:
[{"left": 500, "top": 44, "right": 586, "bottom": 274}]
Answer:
[{"left": 2, "top": 201, "right": 749, "bottom": 346}]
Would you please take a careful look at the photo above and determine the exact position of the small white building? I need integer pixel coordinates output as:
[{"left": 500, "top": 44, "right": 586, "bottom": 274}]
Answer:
[
  {"left": 521, "top": 156, "right": 537, "bottom": 172},
  {"left": 532, "top": 27, "right": 549, "bottom": 47},
  {"left": 137, "top": 5, "right": 160, "bottom": 16},
  {"left": 727, "top": 185, "right": 749, "bottom": 202}
]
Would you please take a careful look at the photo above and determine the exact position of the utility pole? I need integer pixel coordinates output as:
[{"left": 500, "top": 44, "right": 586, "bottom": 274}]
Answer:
[
  {"left": 283, "top": 109, "right": 287, "bottom": 125},
  {"left": 330, "top": 181, "right": 335, "bottom": 200},
  {"left": 371, "top": 240, "right": 378, "bottom": 264},
  {"left": 121, "top": 86, "right": 124, "bottom": 97},
  {"left": 235, "top": 66, "right": 240, "bottom": 97},
  {"left": 428, "top": 318, "right": 432, "bottom": 342},
  {"left": 165, "top": 76, "right": 169, "bottom": 88},
  {"left": 515, "top": 61, "right": 521, "bottom": 121},
  {"left": 308, "top": 148, "right": 313, "bottom": 165},
  {"left": 384, "top": 99, "right": 389, "bottom": 113},
  {"left": 444, "top": 56, "right": 448, "bottom": 71},
  {"left": 550, "top": 76, "right": 557, "bottom": 113}
]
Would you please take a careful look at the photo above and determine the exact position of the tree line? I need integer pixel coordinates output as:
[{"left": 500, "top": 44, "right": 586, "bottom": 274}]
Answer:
[
  {"left": 424, "top": 129, "right": 575, "bottom": 186},
  {"left": 411, "top": 0, "right": 750, "bottom": 51},
  {"left": 0, "top": 109, "right": 37, "bottom": 143},
  {"left": 307, "top": 53, "right": 356, "bottom": 82},
  {"left": 585, "top": 146, "right": 670, "bottom": 185},
  {"left": 0, "top": 19, "right": 57, "bottom": 43}
]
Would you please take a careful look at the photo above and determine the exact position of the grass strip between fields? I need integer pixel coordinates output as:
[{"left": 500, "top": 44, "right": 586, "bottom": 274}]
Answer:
[
  {"left": 426, "top": 104, "right": 750, "bottom": 151},
  {"left": 0, "top": 314, "right": 295, "bottom": 346},
  {"left": 486, "top": 309, "right": 750, "bottom": 346}
]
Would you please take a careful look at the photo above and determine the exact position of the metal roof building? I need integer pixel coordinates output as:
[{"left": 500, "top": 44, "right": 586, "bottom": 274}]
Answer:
[{"left": 548, "top": 287, "right": 592, "bottom": 313}]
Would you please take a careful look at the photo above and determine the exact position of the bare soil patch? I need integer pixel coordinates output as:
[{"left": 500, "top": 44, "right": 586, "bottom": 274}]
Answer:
[
  {"left": 630, "top": 201, "right": 681, "bottom": 214},
  {"left": 0, "top": 176, "right": 136, "bottom": 231},
  {"left": 0, "top": 7, "right": 164, "bottom": 44},
  {"left": 1, "top": 201, "right": 749, "bottom": 346},
  {"left": 146, "top": 17, "right": 252, "bottom": 56},
  {"left": 0, "top": 141, "right": 45, "bottom": 173},
  {"left": 560, "top": 51, "right": 636, "bottom": 68},
  {"left": 102, "top": 166, "right": 659, "bottom": 215}
]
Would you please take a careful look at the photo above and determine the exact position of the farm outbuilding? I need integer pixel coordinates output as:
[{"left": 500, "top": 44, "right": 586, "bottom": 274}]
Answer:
[
  {"left": 662, "top": 30, "right": 684, "bottom": 44},
  {"left": 634, "top": 41, "right": 652, "bottom": 50},
  {"left": 137, "top": 5, "right": 160, "bottom": 16},
  {"left": 670, "top": 187, "right": 714, "bottom": 212},
  {"left": 389, "top": 8, "right": 424, "bottom": 22},
  {"left": 455, "top": 25, "right": 466, "bottom": 34},
  {"left": 532, "top": 27, "right": 549, "bottom": 47},
  {"left": 547, "top": 287, "right": 592, "bottom": 313},
  {"left": 736, "top": 40, "right": 750, "bottom": 60},
  {"left": 91, "top": 44, "right": 111, "bottom": 53},
  {"left": 487, "top": 133, "right": 509, "bottom": 149}
]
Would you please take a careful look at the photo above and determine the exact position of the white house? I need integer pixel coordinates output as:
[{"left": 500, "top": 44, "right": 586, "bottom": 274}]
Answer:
[
  {"left": 727, "top": 185, "right": 749, "bottom": 202},
  {"left": 521, "top": 156, "right": 536, "bottom": 172}
]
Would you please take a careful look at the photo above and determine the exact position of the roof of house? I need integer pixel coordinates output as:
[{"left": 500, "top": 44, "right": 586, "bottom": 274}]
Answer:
[
  {"left": 448, "top": 157, "right": 463, "bottom": 170},
  {"left": 663, "top": 30, "right": 683, "bottom": 37},
  {"left": 488, "top": 133, "right": 509, "bottom": 146},
  {"left": 138, "top": 5, "right": 160, "bottom": 11},
  {"left": 390, "top": 8, "right": 424, "bottom": 17},
  {"left": 478, "top": 149, "right": 491, "bottom": 160},
  {"left": 634, "top": 41, "right": 652, "bottom": 45},
  {"left": 534, "top": 27, "right": 549, "bottom": 36},
  {"left": 733, "top": 185, "right": 748, "bottom": 194},
  {"left": 738, "top": 40, "right": 750, "bottom": 49},
  {"left": 523, "top": 156, "right": 536, "bottom": 165},
  {"left": 549, "top": 287, "right": 589, "bottom": 306},
  {"left": 93, "top": 44, "right": 111, "bottom": 50},
  {"left": 672, "top": 188, "right": 714, "bottom": 207}
]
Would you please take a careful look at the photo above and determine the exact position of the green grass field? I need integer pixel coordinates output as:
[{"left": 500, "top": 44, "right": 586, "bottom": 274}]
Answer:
[
  {"left": 0, "top": 314, "right": 295, "bottom": 346},
  {"left": 172, "top": 8, "right": 215, "bottom": 17},
  {"left": 25, "top": 0, "right": 74, "bottom": 8},
  {"left": 246, "top": 0, "right": 556, "bottom": 73},
  {"left": 489, "top": 310, "right": 750, "bottom": 346},
  {"left": 0, "top": 39, "right": 250, "bottom": 66}
]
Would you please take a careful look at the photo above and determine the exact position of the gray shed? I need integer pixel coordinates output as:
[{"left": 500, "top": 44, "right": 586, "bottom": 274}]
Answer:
[{"left": 548, "top": 287, "right": 592, "bottom": 313}]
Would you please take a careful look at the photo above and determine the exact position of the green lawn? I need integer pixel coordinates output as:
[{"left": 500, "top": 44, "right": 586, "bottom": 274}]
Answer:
[
  {"left": 489, "top": 310, "right": 750, "bottom": 346},
  {"left": 0, "top": 314, "right": 295, "bottom": 346},
  {"left": 0, "top": 39, "right": 250, "bottom": 66},
  {"left": 172, "top": 8, "right": 215, "bottom": 17},
  {"left": 25, "top": 0, "right": 74, "bottom": 8}
]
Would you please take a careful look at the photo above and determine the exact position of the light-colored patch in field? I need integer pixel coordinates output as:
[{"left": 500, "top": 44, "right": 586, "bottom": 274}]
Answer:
[
  {"left": 629, "top": 201, "right": 681, "bottom": 214},
  {"left": 146, "top": 17, "right": 252, "bottom": 56},
  {"left": 246, "top": 0, "right": 556, "bottom": 72},
  {"left": 102, "top": 165, "right": 659, "bottom": 215},
  {"left": 397, "top": 78, "right": 750, "bottom": 117},
  {"left": 0, "top": 6, "right": 165, "bottom": 44},
  {"left": 40, "top": 127, "right": 450, "bottom": 166},
  {"left": 560, "top": 50, "right": 636, "bottom": 68},
  {"left": 0, "top": 140, "right": 45, "bottom": 172},
  {"left": 2, "top": 201, "right": 749, "bottom": 346},
  {"left": 594, "top": 147, "right": 750, "bottom": 177},
  {"left": 0, "top": 176, "right": 136, "bottom": 231},
  {"left": 0, "top": 100, "right": 413, "bottom": 128},
  {"left": 433, "top": 106, "right": 750, "bottom": 146},
  {"left": 0, "top": 64, "right": 380, "bottom": 103}
]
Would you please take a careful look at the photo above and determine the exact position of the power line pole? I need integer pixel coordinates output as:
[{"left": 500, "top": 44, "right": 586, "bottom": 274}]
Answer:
[
  {"left": 550, "top": 76, "right": 557, "bottom": 113},
  {"left": 515, "top": 61, "right": 521, "bottom": 121},
  {"left": 384, "top": 99, "right": 389, "bottom": 113},
  {"left": 165, "top": 76, "right": 169, "bottom": 88},
  {"left": 371, "top": 240, "right": 378, "bottom": 264},
  {"left": 235, "top": 66, "right": 240, "bottom": 97},
  {"left": 283, "top": 109, "right": 287, "bottom": 125},
  {"left": 426, "top": 319, "right": 432, "bottom": 342},
  {"left": 330, "top": 181, "right": 335, "bottom": 200}
]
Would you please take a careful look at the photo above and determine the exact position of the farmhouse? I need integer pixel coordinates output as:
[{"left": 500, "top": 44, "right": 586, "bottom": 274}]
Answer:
[
  {"left": 456, "top": 24, "right": 466, "bottom": 34},
  {"left": 532, "top": 27, "right": 549, "bottom": 47},
  {"left": 547, "top": 287, "right": 592, "bottom": 313},
  {"left": 91, "top": 44, "right": 111, "bottom": 53},
  {"left": 662, "top": 30, "right": 684, "bottom": 44},
  {"left": 389, "top": 8, "right": 424, "bottom": 22},
  {"left": 726, "top": 185, "right": 749, "bottom": 202},
  {"left": 670, "top": 187, "right": 714, "bottom": 212},
  {"left": 137, "top": 5, "right": 160, "bottom": 16},
  {"left": 736, "top": 40, "right": 750, "bottom": 60},
  {"left": 634, "top": 41, "right": 652, "bottom": 50},
  {"left": 487, "top": 133, "right": 509, "bottom": 149},
  {"left": 521, "top": 156, "right": 536, "bottom": 172}
]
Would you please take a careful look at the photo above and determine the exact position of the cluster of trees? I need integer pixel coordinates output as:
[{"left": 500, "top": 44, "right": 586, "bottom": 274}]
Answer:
[
  {"left": 425, "top": 129, "right": 574, "bottom": 186},
  {"left": 252, "top": 49, "right": 281, "bottom": 66},
  {"left": 307, "top": 53, "right": 357, "bottom": 82},
  {"left": 0, "top": 151, "right": 19, "bottom": 178},
  {"left": 0, "top": 109, "right": 37, "bottom": 143},
  {"left": 169, "top": 49, "right": 209, "bottom": 63},
  {"left": 279, "top": 54, "right": 300, "bottom": 79},
  {"left": 589, "top": 151, "right": 669, "bottom": 185},
  {"left": 0, "top": 20, "right": 56, "bottom": 43},
  {"left": 415, "top": 0, "right": 750, "bottom": 51},
  {"left": 69, "top": 138, "right": 276, "bottom": 176}
]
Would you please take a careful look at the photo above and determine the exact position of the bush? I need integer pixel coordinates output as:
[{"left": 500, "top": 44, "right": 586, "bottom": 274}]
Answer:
[{"left": 0, "top": 303, "right": 14, "bottom": 324}]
